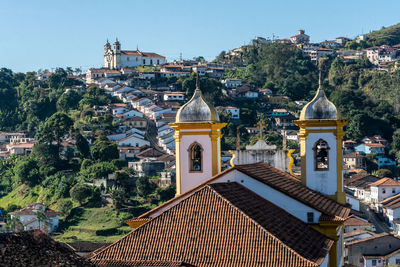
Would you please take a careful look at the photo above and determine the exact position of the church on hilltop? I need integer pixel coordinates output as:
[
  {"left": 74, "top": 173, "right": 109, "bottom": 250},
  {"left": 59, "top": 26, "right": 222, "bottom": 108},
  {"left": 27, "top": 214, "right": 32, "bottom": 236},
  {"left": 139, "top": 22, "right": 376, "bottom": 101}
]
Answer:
[
  {"left": 90, "top": 77, "right": 350, "bottom": 267},
  {"left": 104, "top": 39, "right": 166, "bottom": 69}
]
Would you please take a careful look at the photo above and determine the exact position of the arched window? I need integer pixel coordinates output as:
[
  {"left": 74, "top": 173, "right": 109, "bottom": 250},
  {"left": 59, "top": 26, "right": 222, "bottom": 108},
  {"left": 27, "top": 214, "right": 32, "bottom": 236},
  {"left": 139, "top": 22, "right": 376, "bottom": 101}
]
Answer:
[
  {"left": 314, "top": 139, "right": 330, "bottom": 171},
  {"left": 189, "top": 143, "right": 203, "bottom": 172}
]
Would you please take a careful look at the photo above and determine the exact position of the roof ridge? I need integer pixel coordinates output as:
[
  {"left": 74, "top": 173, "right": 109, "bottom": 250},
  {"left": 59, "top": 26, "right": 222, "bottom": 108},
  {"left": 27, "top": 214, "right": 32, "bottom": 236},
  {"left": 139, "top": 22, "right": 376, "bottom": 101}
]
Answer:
[
  {"left": 234, "top": 162, "right": 350, "bottom": 218},
  {"left": 207, "top": 183, "right": 332, "bottom": 266}
]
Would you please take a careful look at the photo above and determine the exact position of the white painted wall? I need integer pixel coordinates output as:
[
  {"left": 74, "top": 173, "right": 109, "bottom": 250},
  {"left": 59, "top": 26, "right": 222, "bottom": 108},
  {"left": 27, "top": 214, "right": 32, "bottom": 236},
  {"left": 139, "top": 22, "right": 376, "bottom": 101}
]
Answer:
[
  {"left": 387, "top": 252, "right": 400, "bottom": 266},
  {"left": 306, "top": 132, "right": 338, "bottom": 196},
  {"left": 180, "top": 133, "right": 213, "bottom": 194},
  {"left": 214, "top": 170, "right": 322, "bottom": 223},
  {"left": 346, "top": 195, "right": 360, "bottom": 211},
  {"left": 371, "top": 186, "right": 400, "bottom": 203}
]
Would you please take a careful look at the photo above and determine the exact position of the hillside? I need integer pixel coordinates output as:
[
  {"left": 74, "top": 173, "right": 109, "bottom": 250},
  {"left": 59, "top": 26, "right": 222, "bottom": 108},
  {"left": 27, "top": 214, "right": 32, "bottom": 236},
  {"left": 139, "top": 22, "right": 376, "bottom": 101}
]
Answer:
[{"left": 367, "top": 23, "right": 400, "bottom": 46}]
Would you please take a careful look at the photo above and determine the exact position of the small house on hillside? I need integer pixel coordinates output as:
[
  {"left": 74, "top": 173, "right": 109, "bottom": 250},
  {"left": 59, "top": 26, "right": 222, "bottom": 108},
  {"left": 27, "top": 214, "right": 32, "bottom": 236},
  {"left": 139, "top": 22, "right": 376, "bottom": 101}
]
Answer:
[{"left": 9, "top": 203, "right": 59, "bottom": 233}]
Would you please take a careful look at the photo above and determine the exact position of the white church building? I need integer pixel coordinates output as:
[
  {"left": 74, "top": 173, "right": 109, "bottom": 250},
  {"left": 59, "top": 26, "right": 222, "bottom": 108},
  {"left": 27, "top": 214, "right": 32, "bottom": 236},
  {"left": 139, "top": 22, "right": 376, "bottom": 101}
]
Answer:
[{"left": 104, "top": 39, "right": 166, "bottom": 69}]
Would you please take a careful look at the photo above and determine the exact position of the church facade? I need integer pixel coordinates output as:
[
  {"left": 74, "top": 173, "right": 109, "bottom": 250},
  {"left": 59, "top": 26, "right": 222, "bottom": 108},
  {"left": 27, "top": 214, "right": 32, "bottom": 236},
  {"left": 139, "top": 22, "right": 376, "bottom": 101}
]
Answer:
[
  {"left": 104, "top": 39, "right": 166, "bottom": 69},
  {"left": 90, "top": 76, "right": 350, "bottom": 267}
]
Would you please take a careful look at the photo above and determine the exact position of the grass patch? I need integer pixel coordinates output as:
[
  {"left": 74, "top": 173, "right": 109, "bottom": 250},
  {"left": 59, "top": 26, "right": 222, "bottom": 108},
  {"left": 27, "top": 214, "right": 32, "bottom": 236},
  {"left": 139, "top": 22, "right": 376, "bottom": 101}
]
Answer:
[
  {"left": 55, "top": 205, "right": 133, "bottom": 243},
  {"left": 0, "top": 184, "right": 41, "bottom": 209}
]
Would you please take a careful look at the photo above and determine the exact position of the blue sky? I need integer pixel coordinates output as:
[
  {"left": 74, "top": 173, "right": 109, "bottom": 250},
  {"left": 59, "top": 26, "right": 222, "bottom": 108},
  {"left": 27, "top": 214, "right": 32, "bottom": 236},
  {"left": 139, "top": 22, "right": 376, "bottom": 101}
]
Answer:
[{"left": 1, "top": 0, "right": 400, "bottom": 73}]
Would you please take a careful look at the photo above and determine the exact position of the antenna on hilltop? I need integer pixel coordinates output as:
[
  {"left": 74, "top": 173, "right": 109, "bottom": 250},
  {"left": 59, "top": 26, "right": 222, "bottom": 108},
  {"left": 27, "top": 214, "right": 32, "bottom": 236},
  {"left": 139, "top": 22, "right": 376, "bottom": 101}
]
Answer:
[{"left": 180, "top": 52, "right": 182, "bottom": 61}]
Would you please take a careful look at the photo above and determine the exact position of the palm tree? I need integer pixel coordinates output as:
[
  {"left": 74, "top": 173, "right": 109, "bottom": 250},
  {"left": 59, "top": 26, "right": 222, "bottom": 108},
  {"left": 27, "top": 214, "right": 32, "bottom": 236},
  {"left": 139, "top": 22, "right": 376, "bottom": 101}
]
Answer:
[
  {"left": 36, "top": 211, "right": 50, "bottom": 233},
  {"left": 7, "top": 216, "right": 22, "bottom": 232}
]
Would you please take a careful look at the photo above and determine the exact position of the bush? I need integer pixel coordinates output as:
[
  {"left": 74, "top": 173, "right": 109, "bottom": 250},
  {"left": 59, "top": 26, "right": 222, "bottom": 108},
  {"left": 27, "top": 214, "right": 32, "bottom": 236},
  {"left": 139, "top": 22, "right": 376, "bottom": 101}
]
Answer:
[
  {"left": 70, "top": 184, "right": 93, "bottom": 205},
  {"left": 14, "top": 159, "right": 41, "bottom": 186},
  {"left": 57, "top": 199, "right": 73, "bottom": 216}
]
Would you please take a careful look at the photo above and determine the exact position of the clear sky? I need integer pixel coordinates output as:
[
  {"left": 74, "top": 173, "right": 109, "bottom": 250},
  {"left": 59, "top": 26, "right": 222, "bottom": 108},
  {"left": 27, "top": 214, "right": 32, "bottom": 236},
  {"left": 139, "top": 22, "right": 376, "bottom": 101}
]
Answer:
[{"left": 1, "top": 0, "right": 400, "bottom": 73}]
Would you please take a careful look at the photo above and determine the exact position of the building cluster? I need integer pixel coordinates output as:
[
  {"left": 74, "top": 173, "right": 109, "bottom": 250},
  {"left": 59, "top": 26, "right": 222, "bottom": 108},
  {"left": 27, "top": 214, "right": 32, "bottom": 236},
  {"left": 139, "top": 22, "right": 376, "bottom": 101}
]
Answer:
[
  {"left": 227, "top": 30, "right": 400, "bottom": 71},
  {"left": 0, "top": 132, "right": 36, "bottom": 159}
]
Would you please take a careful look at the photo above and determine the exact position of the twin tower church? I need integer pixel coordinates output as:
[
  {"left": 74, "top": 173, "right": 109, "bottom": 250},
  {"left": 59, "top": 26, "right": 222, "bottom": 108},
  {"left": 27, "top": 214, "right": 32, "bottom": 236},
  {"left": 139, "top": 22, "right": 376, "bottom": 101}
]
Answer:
[
  {"left": 91, "top": 79, "right": 351, "bottom": 267},
  {"left": 171, "top": 79, "right": 348, "bottom": 202}
]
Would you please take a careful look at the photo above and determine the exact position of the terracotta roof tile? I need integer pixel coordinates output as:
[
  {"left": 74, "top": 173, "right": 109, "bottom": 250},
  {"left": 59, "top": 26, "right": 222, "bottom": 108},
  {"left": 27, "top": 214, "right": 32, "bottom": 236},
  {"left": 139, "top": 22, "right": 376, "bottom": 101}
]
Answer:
[
  {"left": 345, "top": 233, "right": 389, "bottom": 246},
  {"left": 370, "top": 177, "right": 400, "bottom": 187},
  {"left": 91, "top": 183, "right": 333, "bottom": 267},
  {"left": 91, "top": 259, "right": 195, "bottom": 266},
  {"left": 344, "top": 216, "right": 372, "bottom": 227},
  {"left": 234, "top": 163, "right": 351, "bottom": 220},
  {"left": 133, "top": 163, "right": 350, "bottom": 222}
]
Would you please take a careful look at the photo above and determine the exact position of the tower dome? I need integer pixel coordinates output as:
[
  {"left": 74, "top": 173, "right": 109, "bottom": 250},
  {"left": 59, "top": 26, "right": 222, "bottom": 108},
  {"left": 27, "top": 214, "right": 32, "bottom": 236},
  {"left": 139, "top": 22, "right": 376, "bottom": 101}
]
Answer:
[
  {"left": 176, "top": 77, "right": 219, "bottom": 123},
  {"left": 299, "top": 80, "right": 340, "bottom": 120}
]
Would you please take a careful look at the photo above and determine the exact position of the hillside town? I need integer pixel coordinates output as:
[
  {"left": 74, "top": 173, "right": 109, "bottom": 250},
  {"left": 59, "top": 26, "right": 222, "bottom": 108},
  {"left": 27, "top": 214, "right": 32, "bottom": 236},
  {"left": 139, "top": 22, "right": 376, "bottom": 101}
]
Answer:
[{"left": 2, "top": 15, "right": 400, "bottom": 266}]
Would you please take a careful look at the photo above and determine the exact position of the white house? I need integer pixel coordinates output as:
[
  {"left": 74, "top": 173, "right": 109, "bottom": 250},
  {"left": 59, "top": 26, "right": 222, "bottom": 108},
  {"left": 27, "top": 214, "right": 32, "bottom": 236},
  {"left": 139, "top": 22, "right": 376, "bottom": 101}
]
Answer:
[
  {"left": 370, "top": 178, "right": 400, "bottom": 208},
  {"left": 345, "top": 188, "right": 360, "bottom": 211},
  {"left": 116, "top": 134, "right": 150, "bottom": 148},
  {"left": 380, "top": 193, "right": 400, "bottom": 227},
  {"left": 0, "top": 132, "right": 25, "bottom": 143},
  {"left": 9, "top": 203, "right": 59, "bottom": 233},
  {"left": 163, "top": 92, "right": 185, "bottom": 101},
  {"left": 215, "top": 106, "right": 240, "bottom": 119},
  {"left": 109, "top": 103, "right": 131, "bottom": 115},
  {"left": 344, "top": 216, "right": 374, "bottom": 233},
  {"left": 222, "top": 78, "right": 242, "bottom": 88},
  {"left": 123, "top": 110, "right": 143, "bottom": 119},
  {"left": 85, "top": 69, "right": 121, "bottom": 83}
]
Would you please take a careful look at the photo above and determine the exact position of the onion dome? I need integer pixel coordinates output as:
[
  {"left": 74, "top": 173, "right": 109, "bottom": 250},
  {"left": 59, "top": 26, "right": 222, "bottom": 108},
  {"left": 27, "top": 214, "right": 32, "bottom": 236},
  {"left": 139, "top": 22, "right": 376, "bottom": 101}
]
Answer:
[
  {"left": 176, "top": 76, "right": 219, "bottom": 123},
  {"left": 299, "top": 78, "right": 340, "bottom": 120}
]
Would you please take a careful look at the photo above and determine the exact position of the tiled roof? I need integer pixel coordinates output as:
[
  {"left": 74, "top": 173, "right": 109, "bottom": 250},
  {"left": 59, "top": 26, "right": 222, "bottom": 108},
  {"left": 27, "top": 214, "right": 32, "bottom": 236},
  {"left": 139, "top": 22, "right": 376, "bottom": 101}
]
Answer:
[
  {"left": 343, "top": 229, "right": 375, "bottom": 238},
  {"left": 345, "top": 174, "right": 379, "bottom": 188},
  {"left": 370, "top": 177, "right": 400, "bottom": 187},
  {"left": 121, "top": 50, "right": 165, "bottom": 58},
  {"left": 344, "top": 216, "right": 372, "bottom": 227},
  {"left": 345, "top": 233, "right": 389, "bottom": 246},
  {"left": 343, "top": 152, "right": 365, "bottom": 158},
  {"left": 380, "top": 193, "right": 400, "bottom": 209},
  {"left": 133, "top": 163, "right": 350, "bottom": 222},
  {"left": 91, "top": 259, "right": 195, "bottom": 266},
  {"left": 136, "top": 147, "right": 165, "bottom": 159},
  {"left": 234, "top": 163, "right": 350, "bottom": 220},
  {"left": 364, "top": 143, "right": 385, "bottom": 148},
  {"left": 91, "top": 183, "right": 333, "bottom": 267}
]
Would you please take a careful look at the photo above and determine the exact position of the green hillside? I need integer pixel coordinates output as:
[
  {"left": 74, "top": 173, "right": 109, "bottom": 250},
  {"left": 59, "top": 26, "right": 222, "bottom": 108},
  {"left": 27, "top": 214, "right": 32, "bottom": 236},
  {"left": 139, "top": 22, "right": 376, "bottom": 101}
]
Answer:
[{"left": 367, "top": 23, "right": 400, "bottom": 46}]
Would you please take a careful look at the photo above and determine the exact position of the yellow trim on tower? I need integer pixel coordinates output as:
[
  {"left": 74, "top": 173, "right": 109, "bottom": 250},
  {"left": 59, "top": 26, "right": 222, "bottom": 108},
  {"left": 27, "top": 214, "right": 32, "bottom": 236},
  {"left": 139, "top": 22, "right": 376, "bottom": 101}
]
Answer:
[
  {"left": 294, "top": 119, "right": 348, "bottom": 203},
  {"left": 170, "top": 122, "right": 226, "bottom": 196}
]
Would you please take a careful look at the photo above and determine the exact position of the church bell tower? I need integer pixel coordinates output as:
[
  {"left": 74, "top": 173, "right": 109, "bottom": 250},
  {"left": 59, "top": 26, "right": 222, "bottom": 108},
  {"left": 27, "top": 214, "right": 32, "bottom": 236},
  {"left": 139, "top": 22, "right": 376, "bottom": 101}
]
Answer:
[
  {"left": 113, "top": 38, "right": 121, "bottom": 69},
  {"left": 170, "top": 77, "right": 226, "bottom": 196},
  {"left": 295, "top": 78, "right": 348, "bottom": 204}
]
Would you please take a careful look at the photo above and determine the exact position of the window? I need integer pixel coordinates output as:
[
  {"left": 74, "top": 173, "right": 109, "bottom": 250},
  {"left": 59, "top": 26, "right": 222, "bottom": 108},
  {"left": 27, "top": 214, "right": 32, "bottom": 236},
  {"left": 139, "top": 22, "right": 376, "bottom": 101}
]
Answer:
[
  {"left": 372, "top": 259, "right": 377, "bottom": 266},
  {"left": 307, "top": 212, "right": 314, "bottom": 223},
  {"left": 383, "top": 188, "right": 386, "bottom": 194},
  {"left": 150, "top": 59, "right": 153, "bottom": 65},
  {"left": 127, "top": 57, "right": 130, "bottom": 61},
  {"left": 396, "top": 259, "right": 400, "bottom": 265},
  {"left": 136, "top": 57, "right": 138, "bottom": 61},
  {"left": 157, "top": 59, "right": 160, "bottom": 65},
  {"left": 314, "top": 139, "right": 330, "bottom": 170},
  {"left": 189, "top": 143, "right": 203, "bottom": 172},
  {"left": 393, "top": 188, "right": 396, "bottom": 193},
  {"left": 143, "top": 59, "right": 146, "bottom": 65}
]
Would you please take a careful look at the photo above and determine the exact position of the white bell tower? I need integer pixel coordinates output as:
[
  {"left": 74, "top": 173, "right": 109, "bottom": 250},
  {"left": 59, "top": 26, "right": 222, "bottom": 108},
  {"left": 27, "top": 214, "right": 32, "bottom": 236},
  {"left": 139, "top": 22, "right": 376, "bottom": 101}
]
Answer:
[
  {"left": 295, "top": 78, "right": 348, "bottom": 204},
  {"left": 170, "top": 77, "right": 226, "bottom": 196}
]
